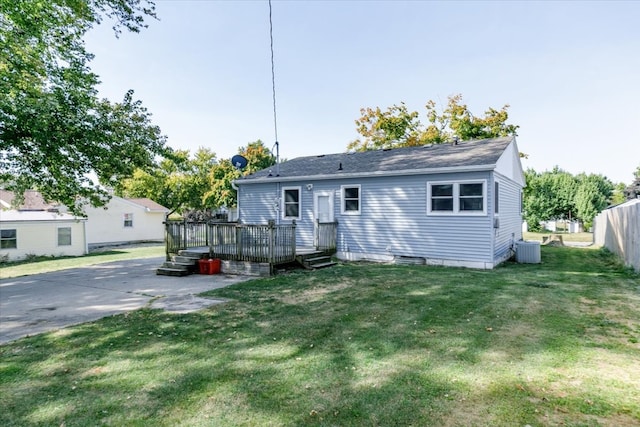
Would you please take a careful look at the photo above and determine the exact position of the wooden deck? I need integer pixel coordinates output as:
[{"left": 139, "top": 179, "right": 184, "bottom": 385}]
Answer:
[{"left": 162, "top": 220, "right": 338, "bottom": 274}]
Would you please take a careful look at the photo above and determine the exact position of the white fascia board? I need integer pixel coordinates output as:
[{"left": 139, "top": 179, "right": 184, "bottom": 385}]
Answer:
[{"left": 234, "top": 164, "right": 496, "bottom": 186}]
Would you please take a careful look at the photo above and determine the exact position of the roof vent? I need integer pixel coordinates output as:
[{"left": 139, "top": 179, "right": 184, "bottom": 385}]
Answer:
[
  {"left": 452, "top": 136, "right": 459, "bottom": 146},
  {"left": 338, "top": 162, "right": 343, "bottom": 171}
]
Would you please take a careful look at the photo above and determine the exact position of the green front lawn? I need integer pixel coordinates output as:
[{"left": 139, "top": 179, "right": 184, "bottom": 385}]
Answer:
[{"left": 1, "top": 247, "right": 638, "bottom": 426}]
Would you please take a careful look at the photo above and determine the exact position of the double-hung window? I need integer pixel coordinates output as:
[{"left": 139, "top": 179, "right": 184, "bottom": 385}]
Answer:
[
  {"left": 124, "top": 213, "right": 133, "bottom": 227},
  {"left": 1, "top": 229, "right": 17, "bottom": 249},
  {"left": 341, "top": 185, "right": 361, "bottom": 215},
  {"left": 58, "top": 227, "right": 72, "bottom": 246},
  {"left": 282, "top": 187, "right": 301, "bottom": 220},
  {"left": 427, "top": 180, "right": 487, "bottom": 215}
]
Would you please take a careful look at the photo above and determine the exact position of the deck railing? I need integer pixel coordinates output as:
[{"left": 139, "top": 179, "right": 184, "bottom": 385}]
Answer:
[{"left": 164, "top": 220, "right": 297, "bottom": 264}]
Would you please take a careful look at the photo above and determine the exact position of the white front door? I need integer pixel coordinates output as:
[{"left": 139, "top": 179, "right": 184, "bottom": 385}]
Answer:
[{"left": 314, "top": 192, "right": 334, "bottom": 223}]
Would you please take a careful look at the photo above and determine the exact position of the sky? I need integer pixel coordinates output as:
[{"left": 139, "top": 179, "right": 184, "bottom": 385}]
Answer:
[{"left": 84, "top": 0, "right": 640, "bottom": 185}]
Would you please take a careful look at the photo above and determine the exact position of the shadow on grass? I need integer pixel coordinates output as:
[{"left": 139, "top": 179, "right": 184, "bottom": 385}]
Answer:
[{"left": 1, "top": 246, "right": 639, "bottom": 426}]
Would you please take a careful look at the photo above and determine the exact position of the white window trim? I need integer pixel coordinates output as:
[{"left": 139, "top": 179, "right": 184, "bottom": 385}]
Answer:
[
  {"left": 426, "top": 180, "right": 487, "bottom": 216},
  {"left": 281, "top": 186, "right": 302, "bottom": 220},
  {"left": 341, "top": 184, "right": 361, "bottom": 216}
]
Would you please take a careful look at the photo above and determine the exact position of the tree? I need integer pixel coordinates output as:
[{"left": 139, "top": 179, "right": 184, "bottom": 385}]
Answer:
[
  {"left": 118, "top": 141, "right": 277, "bottom": 214},
  {"left": 524, "top": 167, "right": 616, "bottom": 231},
  {"left": 574, "top": 173, "right": 613, "bottom": 229},
  {"left": 203, "top": 140, "right": 276, "bottom": 209},
  {"left": 116, "top": 148, "right": 218, "bottom": 212},
  {"left": 623, "top": 165, "right": 640, "bottom": 200},
  {"left": 523, "top": 167, "right": 578, "bottom": 231},
  {"left": 0, "top": 0, "right": 168, "bottom": 215},
  {"left": 347, "top": 94, "right": 518, "bottom": 151}
]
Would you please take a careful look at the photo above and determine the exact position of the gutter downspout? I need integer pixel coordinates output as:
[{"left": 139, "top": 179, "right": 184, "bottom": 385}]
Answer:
[{"left": 83, "top": 218, "right": 88, "bottom": 255}]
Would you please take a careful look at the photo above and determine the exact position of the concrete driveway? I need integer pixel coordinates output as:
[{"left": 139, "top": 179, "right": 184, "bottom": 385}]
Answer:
[{"left": 0, "top": 257, "right": 252, "bottom": 344}]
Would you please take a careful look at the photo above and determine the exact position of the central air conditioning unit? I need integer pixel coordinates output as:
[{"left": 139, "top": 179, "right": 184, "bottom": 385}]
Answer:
[{"left": 515, "top": 241, "right": 541, "bottom": 264}]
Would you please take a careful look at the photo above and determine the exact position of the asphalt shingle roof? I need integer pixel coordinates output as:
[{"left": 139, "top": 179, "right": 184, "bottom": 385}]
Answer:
[{"left": 238, "top": 136, "right": 514, "bottom": 183}]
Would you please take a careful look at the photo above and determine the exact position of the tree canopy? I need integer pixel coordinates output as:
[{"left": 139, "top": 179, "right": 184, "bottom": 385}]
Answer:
[
  {"left": 523, "top": 167, "right": 615, "bottom": 230},
  {"left": 347, "top": 94, "right": 519, "bottom": 152},
  {"left": 117, "top": 140, "right": 276, "bottom": 214},
  {"left": 623, "top": 165, "right": 640, "bottom": 200},
  {"left": 0, "top": 0, "right": 168, "bottom": 215}
]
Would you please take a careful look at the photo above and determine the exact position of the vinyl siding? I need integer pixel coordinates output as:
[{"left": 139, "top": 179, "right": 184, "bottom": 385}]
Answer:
[
  {"left": 238, "top": 171, "right": 513, "bottom": 264},
  {"left": 337, "top": 172, "right": 493, "bottom": 262},
  {"left": 492, "top": 172, "right": 524, "bottom": 263}
]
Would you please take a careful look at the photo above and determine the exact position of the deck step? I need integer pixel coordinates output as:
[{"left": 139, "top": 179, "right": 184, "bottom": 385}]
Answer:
[
  {"left": 172, "top": 255, "right": 201, "bottom": 264},
  {"left": 163, "top": 261, "right": 194, "bottom": 270},
  {"left": 156, "top": 267, "right": 191, "bottom": 277},
  {"left": 309, "top": 261, "right": 337, "bottom": 269},
  {"left": 305, "top": 256, "right": 331, "bottom": 263}
]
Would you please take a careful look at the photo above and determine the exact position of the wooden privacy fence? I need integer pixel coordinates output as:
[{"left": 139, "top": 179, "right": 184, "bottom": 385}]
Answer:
[
  {"left": 165, "top": 220, "right": 297, "bottom": 264},
  {"left": 593, "top": 201, "right": 640, "bottom": 272}
]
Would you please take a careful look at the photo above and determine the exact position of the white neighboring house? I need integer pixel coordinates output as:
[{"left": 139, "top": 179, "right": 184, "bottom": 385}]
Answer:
[
  {"left": 0, "top": 190, "right": 169, "bottom": 251},
  {"left": 0, "top": 210, "right": 87, "bottom": 261},
  {"left": 82, "top": 196, "right": 169, "bottom": 249}
]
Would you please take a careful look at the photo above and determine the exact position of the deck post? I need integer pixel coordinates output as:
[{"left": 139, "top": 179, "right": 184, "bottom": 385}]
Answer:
[
  {"left": 268, "top": 219, "right": 275, "bottom": 265},
  {"left": 235, "top": 223, "right": 242, "bottom": 259},
  {"left": 164, "top": 218, "right": 170, "bottom": 261},
  {"left": 182, "top": 218, "right": 187, "bottom": 252}
]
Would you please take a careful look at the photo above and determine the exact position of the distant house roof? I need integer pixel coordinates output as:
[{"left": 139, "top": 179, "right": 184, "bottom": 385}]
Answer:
[
  {"left": 236, "top": 136, "right": 515, "bottom": 184},
  {"left": 0, "top": 210, "right": 84, "bottom": 222},
  {"left": 0, "top": 190, "right": 168, "bottom": 213},
  {"left": 0, "top": 189, "right": 60, "bottom": 211},
  {"left": 125, "top": 198, "right": 169, "bottom": 212}
]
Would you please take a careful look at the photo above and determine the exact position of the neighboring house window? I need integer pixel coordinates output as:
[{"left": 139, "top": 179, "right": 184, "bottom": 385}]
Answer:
[
  {"left": 124, "top": 213, "right": 133, "bottom": 227},
  {"left": 427, "top": 181, "right": 487, "bottom": 215},
  {"left": 58, "top": 227, "right": 72, "bottom": 246},
  {"left": 494, "top": 182, "right": 500, "bottom": 214},
  {"left": 341, "top": 185, "right": 361, "bottom": 215},
  {"left": 1, "top": 229, "right": 17, "bottom": 249},
  {"left": 282, "top": 187, "right": 301, "bottom": 220}
]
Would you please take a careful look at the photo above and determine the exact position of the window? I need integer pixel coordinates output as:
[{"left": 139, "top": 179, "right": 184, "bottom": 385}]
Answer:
[
  {"left": 58, "top": 227, "right": 72, "bottom": 246},
  {"left": 427, "top": 181, "right": 487, "bottom": 215},
  {"left": 282, "top": 187, "right": 301, "bottom": 220},
  {"left": 341, "top": 185, "right": 361, "bottom": 215},
  {"left": 430, "top": 184, "right": 454, "bottom": 212},
  {"left": 124, "top": 213, "right": 133, "bottom": 227},
  {"left": 494, "top": 182, "right": 500, "bottom": 214},
  {"left": 1, "top": 229, "right": 17, "bottom": 249}
]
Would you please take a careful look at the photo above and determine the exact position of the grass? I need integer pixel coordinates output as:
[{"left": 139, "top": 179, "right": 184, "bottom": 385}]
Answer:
[
  {"left": 524, "top": 231, "right": 594, "bottom": 243},
  {"left": 0, "top": 245, "right": 165, "bottom": 279},
  {"left": 1, "top": 246, "right": 639, "bottom": 426}
]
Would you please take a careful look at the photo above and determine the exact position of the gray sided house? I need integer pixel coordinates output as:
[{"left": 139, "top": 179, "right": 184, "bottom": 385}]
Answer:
[{"left": 234, "top": 136, "right": 525, "bottom": 269}]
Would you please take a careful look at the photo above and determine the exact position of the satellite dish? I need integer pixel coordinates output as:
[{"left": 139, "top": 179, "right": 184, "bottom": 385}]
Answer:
[{"left": 231, "top": 155, "right": 248, "bottom": 170}]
